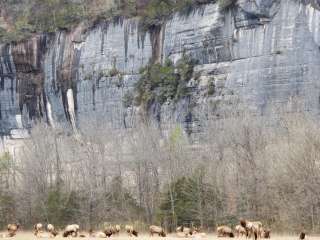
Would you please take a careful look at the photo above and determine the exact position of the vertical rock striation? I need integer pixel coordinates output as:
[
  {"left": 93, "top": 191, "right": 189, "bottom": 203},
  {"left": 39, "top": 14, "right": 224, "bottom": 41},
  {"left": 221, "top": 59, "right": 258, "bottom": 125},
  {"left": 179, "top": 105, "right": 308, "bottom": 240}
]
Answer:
[{"left": 1, "top": 0, "right": 320, "bottom": 138}]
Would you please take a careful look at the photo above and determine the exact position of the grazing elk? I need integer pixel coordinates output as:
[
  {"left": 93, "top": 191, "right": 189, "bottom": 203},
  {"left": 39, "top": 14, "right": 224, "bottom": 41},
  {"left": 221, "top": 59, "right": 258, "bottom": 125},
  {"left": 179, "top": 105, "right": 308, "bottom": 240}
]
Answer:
[
  {"left": 217, "top": 226, "right": 234, "bottom": 238},
  {"left": 252, "top": 222, "right": 263, "bottom": 238},
  {"left": 260, "top": 228, "right": 270, "bottom": 239},
  {"left": 7, "top": 223, "right": 19, "bottom": 234},
  {"left": 47, "top": 224, "right": 58, "bottom": 236},
  {"left": 104, "top": 228, "right": 113, "bottom": 237},
  {"left": 47, "top": 224, "right": 54, "bottom": 232},
  {"left": 125, "top": 225, "right": 138, "bottom": 237},
  {"left": 63, "top": 224, "right": 80, "bottom": 237},
  {"left": 114, "top": 225, "right": 121, "bottom": 235},
  {"left": 104, "top": 225, "right": 121, "bottom": 237},
  {"left": 176, "top": 226, "right": 195, "bottom": 237},
  {"left": 149, "top": 225, "right": 166, "bottom": 237},
  {"left": 104, "top": 226, "right": 113, "bottom": 237},
  {"left": 35, "top": 231, "right": 57, "bottom": 238},
  {"left": 299, "top": 232, "right": 305, "bottom": 240},
  {"left": 89, "top": 229, "right": 107, "bottom": 238},
  {"left": 235, "top": 225, "right": 246, "bottom": 237},
  {"left": 176, "top": 232, "right": 188, "bottom": 238},
  {"left": 0, "top": 232, "right": 15, "bottom": 238},
  {"left": 192, "top": 233, "right": 207, "bottom": 239},
  {"left": 34, "top": 223, "right": 43, "bottom": 236}
]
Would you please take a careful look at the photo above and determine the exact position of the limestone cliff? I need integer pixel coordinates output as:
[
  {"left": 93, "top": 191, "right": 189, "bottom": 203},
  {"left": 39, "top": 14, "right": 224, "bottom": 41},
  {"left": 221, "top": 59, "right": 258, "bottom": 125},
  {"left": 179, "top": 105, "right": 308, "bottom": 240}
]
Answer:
[{"left": 1, "top": 0, "right": 320, "bottom": 140}]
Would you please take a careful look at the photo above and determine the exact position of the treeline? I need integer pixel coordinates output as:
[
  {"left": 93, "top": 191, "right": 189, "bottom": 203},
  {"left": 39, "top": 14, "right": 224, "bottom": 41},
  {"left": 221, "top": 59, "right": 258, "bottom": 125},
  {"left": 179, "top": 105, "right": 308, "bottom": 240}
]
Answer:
[
  {"left": 0, "top": 0, "right": 216, "bottom": 43},
  {"left": 1, "top": 109, "right": 320, "bottom": 233}
]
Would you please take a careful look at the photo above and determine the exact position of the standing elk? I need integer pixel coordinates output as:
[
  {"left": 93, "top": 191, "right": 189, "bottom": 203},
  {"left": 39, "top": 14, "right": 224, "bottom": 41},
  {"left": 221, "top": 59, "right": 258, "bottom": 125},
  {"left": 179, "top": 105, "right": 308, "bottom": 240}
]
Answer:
[
  {"left": 114, "top": 225, "right": 121, "bottom": 235},
  {"left": 125, "top": 225, "right": 138, "bottom": 237},
  {"left": 7, "top": 223, "right": 19, "bottom": 234},
  {"left": 34, "top": 223, "right": 43, "bottom": 236},
  {"left": 240, "top": 219, "right": 262, "bottom": 240},
  {"left": 217, "top": 226, "right": 234, "bottom": 238},
  {"left": 150, "top": 225, "right": 166, "bottom": 237},
  {"left": 260, "top": 228, "right": 270, "bottom": 239},
  {"left": 47, "top": 224, "right": 58, "bottom": 237},
  {"left": 63, "top": 224, "right": 80, "bottom": 237},
  {"left": 104, "top": 225, "right": 121, "bottom": 237},
  {"left": 235, "top": 225, "right": 246, "bottom": 237},
  {"left": 299, "top": 232, "right": 305, "bottom": 240},
  {"left": 47, "top": 224, "right": 54, "bottom": 232}
]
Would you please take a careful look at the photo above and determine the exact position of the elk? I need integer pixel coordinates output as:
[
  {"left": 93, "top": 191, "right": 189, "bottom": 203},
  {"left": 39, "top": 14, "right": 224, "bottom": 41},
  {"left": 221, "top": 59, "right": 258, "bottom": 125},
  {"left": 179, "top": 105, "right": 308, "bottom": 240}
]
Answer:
[
  {"left": 114, "top": 225, "right": 121, "bottom": 235},
  {"left": 89, "top": 229, "right": 108, "bottom": 238},
  {"left": 125, "top": 225, "right": 138, "bottom": 237},
  {"left": 35, "top": 231, "right": 57, "bottom": 238},
  {"left": 217, "top": 226, "right": 234, "bottom": 238},
  {"left": 63, "top": 224, "right": 80, "bottom": 237},
  {"left": 150, "top": 225, "right": 166, "bottom": 237},
  {"left": 260, "top": 228, "right": 270, "bottom": 239},
  {"left": 176, "top": 226, "right": 194, "bottom": 237},
  {"left": 240, "top": 219, "right": 262, "bottom": 240},
  {"left": 7, "top": 224, "right": 19, "bottom": 234},
  {"left": 299, "top": 232, "right": 305, "bottom": 240},
  {"left": 235, "top": 225, "right": 246, "bottom": 237},
  {"left": 0, "top": 232, "right": 16, "bottom": 238}
]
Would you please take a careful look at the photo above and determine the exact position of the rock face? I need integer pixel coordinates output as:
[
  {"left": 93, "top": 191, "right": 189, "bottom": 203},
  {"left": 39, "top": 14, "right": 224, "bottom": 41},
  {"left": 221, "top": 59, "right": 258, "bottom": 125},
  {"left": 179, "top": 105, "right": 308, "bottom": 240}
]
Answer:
[{"left": 1, "top": 0, "right": 320, "bottom": 138}]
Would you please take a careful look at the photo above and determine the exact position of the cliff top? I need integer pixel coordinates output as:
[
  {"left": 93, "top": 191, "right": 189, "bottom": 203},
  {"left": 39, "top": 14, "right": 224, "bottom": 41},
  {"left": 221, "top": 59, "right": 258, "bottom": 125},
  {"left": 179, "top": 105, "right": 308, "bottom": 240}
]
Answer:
[{"left": 0, "top": 0, "right": 223, "bottom": 44}]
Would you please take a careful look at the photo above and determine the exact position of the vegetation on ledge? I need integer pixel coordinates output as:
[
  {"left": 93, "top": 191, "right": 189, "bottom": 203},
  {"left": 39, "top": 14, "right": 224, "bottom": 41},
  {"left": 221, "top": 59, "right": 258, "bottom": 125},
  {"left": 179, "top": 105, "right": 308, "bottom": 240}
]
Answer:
[
  {"left": 0, "top": 0, "right": 217, "bottom": 43},
  {"left": 218, "top": 0, "right": 237, "bottom": 10},
  {"left": 131, "top": 54, "right": 198, "bottom": 110}
]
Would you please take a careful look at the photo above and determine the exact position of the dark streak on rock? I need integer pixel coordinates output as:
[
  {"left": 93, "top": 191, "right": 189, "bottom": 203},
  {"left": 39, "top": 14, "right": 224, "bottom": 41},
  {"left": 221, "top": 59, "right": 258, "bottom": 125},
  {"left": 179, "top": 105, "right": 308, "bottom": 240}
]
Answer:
[{"left": 149, "top": 25, "right": 162, "bottom": 64}]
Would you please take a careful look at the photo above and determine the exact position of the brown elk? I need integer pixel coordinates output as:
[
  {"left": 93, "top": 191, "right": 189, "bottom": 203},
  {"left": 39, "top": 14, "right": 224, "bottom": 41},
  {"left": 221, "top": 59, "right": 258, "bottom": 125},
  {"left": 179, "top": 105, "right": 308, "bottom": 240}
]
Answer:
[
  {"left": 0, "top": 232, "right": 16, "bottom": 238},
  {"left": 150, "top": 225, "right": 166, "bottom": 237},
  {"left": 240, "top": 219, "right": 262, "bottom": 240},
  {"left": 7, "top": 223, "right": 19, "bottom": 234},
  {"left": 89, "top": 229, "right": 108, "bottom": 238},
  {"left": 235, "top": 225, "right": 246, "bottom": 237},
  {"left": 217, "top": 226, "right": 234, "bottom": 238},
  {"left": 299, "top": 232, "right": 305, "bottom": 240},
  {"left": 176, "top": 226, "right": 197, "bottom": 237},
  {"left": 63, "top": 224, "right": 80, "bottom": 237},
  {"left": 125, "top": 225, "right": 138, "bottom": 237}
]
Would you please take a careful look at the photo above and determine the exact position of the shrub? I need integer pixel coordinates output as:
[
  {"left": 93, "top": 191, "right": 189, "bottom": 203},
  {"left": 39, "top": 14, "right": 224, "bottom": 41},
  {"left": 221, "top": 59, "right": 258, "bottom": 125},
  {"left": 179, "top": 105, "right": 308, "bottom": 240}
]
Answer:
[
  {"left": 0, "top": 152, "right": 11, "bottom": 171},
  {"left": 133, "top": 54, "right": 197, "bottom": 110},
  {"left": 140, "top": 0, "right": 214, "bottom": 30},
  {"left": 123, "top": 91, "right": 135, "bottom": 108},
  {"left": 109, "top": 67, "right": 121, "bottom": 77},
  {"left": 134, "top": 58, "right": 176, "bottom": 107},
  {"left": 27, "top": 1, "right": 86, "bottom": 32},
  {"left": 218, "top": 0, "right": 236, "bottom": 10},
  {"left": 141, "top": 0, "right": 174, "bottom": 29},
  {"left": 158, "top": 167, "right": 218, "bottom": 230},
  {"left": 1, "top": 0, "right": 215, "bottom": 43},
  {"left": 0, "top": 193, "right": 15, "bottom": 226},
  {"left": 46, "top": 188, "right": 80, "bottom": 227},
  {"left": 116, "top": 0, "right": 137, "bottom": 17}
]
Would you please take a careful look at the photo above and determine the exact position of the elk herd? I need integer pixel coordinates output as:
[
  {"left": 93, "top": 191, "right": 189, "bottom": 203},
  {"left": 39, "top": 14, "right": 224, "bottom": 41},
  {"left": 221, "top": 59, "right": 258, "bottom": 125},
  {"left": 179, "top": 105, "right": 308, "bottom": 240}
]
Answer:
[
  {"left": 217, "top": 219, "right": 270, "bottom": 240},
  {"left": 0, "top": 220, "right": 306, "bottom": 239}
]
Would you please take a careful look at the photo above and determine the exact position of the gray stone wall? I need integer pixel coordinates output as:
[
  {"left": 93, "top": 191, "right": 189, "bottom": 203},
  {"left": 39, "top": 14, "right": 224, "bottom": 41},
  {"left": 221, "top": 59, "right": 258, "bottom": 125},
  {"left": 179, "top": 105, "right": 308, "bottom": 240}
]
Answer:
[{"left": 1, "top": 0, "right": 320, "bottom": 138}]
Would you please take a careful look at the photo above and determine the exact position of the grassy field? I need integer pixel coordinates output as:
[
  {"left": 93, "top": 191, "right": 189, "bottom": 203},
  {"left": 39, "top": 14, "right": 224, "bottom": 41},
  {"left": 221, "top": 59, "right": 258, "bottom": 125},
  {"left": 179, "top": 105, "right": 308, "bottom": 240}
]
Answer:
[{"left": 1, "top": 232, "right": 318, "bottom": 240}]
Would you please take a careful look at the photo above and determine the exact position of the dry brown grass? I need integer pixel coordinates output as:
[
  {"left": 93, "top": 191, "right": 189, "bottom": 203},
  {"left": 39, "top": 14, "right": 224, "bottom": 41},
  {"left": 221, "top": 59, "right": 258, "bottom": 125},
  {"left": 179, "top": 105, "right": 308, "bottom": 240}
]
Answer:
[{"left": 1, "top": 232, "right": 319, "bottom": 240}]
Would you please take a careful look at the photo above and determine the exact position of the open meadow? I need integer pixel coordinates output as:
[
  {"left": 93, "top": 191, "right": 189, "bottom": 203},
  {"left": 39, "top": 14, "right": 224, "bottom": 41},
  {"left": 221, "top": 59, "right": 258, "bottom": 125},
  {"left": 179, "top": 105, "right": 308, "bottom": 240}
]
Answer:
[{"left": 1, "top": 233, "right": 318, "bottom": 240}]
